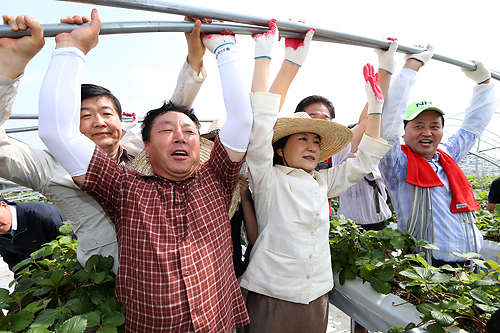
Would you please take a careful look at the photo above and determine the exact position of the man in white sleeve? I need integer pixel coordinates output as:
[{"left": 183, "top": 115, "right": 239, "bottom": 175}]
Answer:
[
  {"left": 0, "top": 13, "right": 206, "bottom": 274},
  {"left": 39, "top": 9, "right": 253, "bottom": 333},
  {"left": 379, "top": 45, "right": 498, "bottom": 267}
]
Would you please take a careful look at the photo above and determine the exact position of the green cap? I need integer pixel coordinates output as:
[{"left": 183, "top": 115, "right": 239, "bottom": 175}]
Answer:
[{"left": 405, "top": 100, "right": 444, "bottom": 121}]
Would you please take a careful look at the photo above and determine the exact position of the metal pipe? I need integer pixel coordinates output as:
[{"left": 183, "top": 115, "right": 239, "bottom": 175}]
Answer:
[
  {"left": 56, "top": 0, "right": 500, "bottom": 80},
  {"left": 0, "top": 21, "right": 371, "bottom": 49},
  {"left": 6, "top": 126, "right": 39, "bottom": 134}
]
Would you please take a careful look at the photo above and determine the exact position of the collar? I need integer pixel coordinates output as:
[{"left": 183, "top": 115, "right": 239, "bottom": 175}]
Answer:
[
  {"left": 117, "top": 145, "right": 135, "bottom": 167},
  {"left": 274, "top": 164, "right": 319, "bottom": 178},
  {"left": 10, "top": 204, "right": 17, "bottom": 234}
]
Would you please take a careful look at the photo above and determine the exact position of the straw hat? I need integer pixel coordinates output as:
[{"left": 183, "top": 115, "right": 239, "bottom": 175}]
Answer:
[
  {"left": 201, "top": 118, "right": 225, "bottom": 140},
  {"left": 272, "top": 112, "right": 353, "bottom": 162},
  {"left": 129, "top": 137, "right": 240, "bottom": 219}
]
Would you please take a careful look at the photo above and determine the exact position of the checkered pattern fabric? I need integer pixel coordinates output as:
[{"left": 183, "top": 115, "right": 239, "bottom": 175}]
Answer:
[{"left": 82, "top": 137, "right": 249, "bottom": 332}]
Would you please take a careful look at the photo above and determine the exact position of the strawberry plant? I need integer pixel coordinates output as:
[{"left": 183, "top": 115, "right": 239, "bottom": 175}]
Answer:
[{"left": 0, "top": 222, "right": 124, "bottom": 333}]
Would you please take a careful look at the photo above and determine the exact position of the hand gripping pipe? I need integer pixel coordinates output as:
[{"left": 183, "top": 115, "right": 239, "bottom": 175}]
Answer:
[{"left": 55, "top": 0, "right": 500, "bottom": 81}]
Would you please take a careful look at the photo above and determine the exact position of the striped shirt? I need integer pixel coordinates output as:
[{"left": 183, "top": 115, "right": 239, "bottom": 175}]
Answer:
[
  {"left": 379, "top": 68, "right": 498, "bottom": 262},
  {"left": 82, "top": 136, "right": 249, "bottom": 332}
]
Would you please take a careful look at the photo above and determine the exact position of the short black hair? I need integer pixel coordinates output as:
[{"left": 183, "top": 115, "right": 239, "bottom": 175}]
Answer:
[
  {"left": 81, "top": 84, "right": 123, "bottom": 121},
  {"left": 295, "top": 95, "right": 335, "bottom": 120},
  {"left": 272, "top": 135, "right": 290, "bottom": 166},
  {"left": 141, "top": 100, "right": 201, "bottom": 143}
]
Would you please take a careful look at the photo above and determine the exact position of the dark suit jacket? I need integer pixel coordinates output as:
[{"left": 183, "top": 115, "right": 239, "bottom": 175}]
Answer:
[{"left": 0, "top": 201, "right": 66, "bottom": 271}]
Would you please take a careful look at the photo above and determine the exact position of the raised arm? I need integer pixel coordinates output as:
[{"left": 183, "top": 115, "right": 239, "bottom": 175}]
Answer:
[
  {"left": 380, "top": 44, "right": 434, "bottom": 141},
  {"left": 0, "top": 15, "right": 44, "bottom": 80},
  {"left": 459, "top": 60, "right": 497, "bottom": 138},
  {"left": 201, "top": 32, "right": 252, "bottom": 162},
  {"left": 269, "top": 27, "right": 315, "bottom": 110},
  {"left": 38, "top": 9, "right": 102, "bottom": 186},
  {"left": 350, "top": 38, "right": 398, "bottom": 152},
  {"left": 363, "top": 63, "right": 384, "bottom": 142}
]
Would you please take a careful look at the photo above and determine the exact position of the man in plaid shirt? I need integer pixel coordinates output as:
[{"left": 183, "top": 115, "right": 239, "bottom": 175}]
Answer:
[{"left": 39, "top": 9, "right": 252, "bottom": 332}]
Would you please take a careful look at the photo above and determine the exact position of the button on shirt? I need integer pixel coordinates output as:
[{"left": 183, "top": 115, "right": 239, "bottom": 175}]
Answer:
[
  {"left": 81, "top": 137, "right": 249, "bottom": 333},
  {"left": 379, "top": 68, "right": 498, "bottom": 262},
  {"left": 240, "top": 92, "right": 391, "bottom": 304}
]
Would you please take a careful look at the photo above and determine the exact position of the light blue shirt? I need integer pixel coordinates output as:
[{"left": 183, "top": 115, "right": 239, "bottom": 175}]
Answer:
[{"left": 379, "top": 68, "right": 498, "bottom": 262}]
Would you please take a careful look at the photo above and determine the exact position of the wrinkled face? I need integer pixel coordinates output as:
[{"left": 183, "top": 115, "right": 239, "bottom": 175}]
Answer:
[
  {"left": 278, "top": 132, "right": 321, "bottom": 173},
  {"left": 80, "top": 96, "right": 122, "bottom": 153},
  {"left": 145, "top": 111, "right": 200, "bottom": 181},
  {"left": 0, "top": 202, "right": 12, "bottom": 234},
  {"left": 303, "top": 103, "right": 331, "bottom": 121},
  {"left": 403, "top": 110, "right": 444, "bottom": 160}
]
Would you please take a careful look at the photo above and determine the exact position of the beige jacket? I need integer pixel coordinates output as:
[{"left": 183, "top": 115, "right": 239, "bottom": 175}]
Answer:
[
  {"left": 240, "top": 92, "right": 392, "bottom": 304},
  {"left": 0, "top": 60, "right": 206, "bottom": 273}
]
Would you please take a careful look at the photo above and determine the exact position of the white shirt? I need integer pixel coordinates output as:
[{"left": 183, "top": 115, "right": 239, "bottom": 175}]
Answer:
[{"left": 240, "top": 92, "right": 392, "bottom": 304}]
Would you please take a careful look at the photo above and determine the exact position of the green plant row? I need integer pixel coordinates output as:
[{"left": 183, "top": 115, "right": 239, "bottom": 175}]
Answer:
[
  {"left": 329, "top": 216, "right": 500, "bottom": 333},
  {"left": 0, "top": 222, "right": 124, "bottom": 333}
]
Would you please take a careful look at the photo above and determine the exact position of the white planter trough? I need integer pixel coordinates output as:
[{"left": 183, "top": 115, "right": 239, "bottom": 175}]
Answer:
[
  {"left": 329, "top": 275, "right": 465, "bottom": 333},
  {"left": 480, "top": 239, "right": 500, "bottom": 263}
]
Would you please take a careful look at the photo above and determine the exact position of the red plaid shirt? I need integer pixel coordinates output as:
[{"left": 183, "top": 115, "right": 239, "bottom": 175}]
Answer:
[{"left": 82, "top": 136, "right": 249, "bottom": 332}]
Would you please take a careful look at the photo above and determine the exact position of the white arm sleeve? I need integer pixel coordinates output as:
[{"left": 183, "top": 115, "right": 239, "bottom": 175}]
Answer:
[
  {"left": 38, "top": 47, "right": 96, "bottom": 177},
  {"left": 460, "top": 83, "right": 498, "bottom": 137},
  {"left": 380, "top": 68, "right": 417, "bottom": 140},
  {"left": 216, "top": 44, "right": 253, "bottom": 152}
]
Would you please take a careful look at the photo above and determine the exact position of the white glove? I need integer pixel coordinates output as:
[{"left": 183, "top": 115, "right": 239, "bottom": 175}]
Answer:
[
  {"left": 461, "top": 59, "right": 491, "bottom": 84},
  {"left": 201, "top": 31, "right": 236, "bottom": 58},
  {"left": 284, "top": 27, "right": 315, "bottom": 67},
  {"left": 374, "top": 38, "right": 398, "bottom": 74},
  {"left": 252, "top": 18, "right": 279, "bottom": 59},
  {"left": 404, "top": 43, "right": 434, "bottom": 65},
  {"left": 364, "top": 63, "right": 384, "bottom": 115},
  {"left": 121, "top": 112, "right": 138, "bottom": 132}
]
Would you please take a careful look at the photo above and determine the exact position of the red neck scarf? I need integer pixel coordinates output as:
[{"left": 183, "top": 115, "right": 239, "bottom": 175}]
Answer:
[{"left": 401, "top": 145, "right": 479, "bottom": 213}]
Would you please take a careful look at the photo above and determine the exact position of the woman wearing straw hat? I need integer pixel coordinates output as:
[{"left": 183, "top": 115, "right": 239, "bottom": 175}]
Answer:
[{"left": 239, "top": 21, "right": 392, "bottom": 333}]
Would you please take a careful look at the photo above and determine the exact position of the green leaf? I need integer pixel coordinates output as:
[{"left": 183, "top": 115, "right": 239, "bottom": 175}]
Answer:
[
  {"left": 102, "top": 312, "right": 125, "bottom": 327},
  {"left": 369, "top": 278, "right": 391, "bottom": 294},
  {"left": 439, "top": 300, "right": 467, "bottom": 310},
  {"left": 375, "top": 267, "right": 396, "bottom": 282},
  {"left": 84, "top": 312, "right": 101, "bottom": 327},
  {"left": 485, "top": 259, "right": 500, "bottom": 270},
  {"left": 59, "top": 222, "right": 73, "bottom": 235},
  {"left": 34, "top": 286, "right": 54, "bottom": 296},
  {"left": 451, "top": 251, "right": 480, "bottom": 260},
  {"left": 56, "top": 316, "right": 87, "bottom": 333},
  {"left": 416, "top": 303, "right": 440, "bottom": 315},
  {"left": 476, "top": 303, "right": 499, "bottom": 313},
  {"left": 428, "top": 273, "right": 452, "bottom": 284},
  {"left": 30, "top": 309, "right": 60, "bottom": 329},
  {"left": 331, "top": 261, "right": 341, "bottom": 273},
  {"left": 413, "top": 266, "right": 431, "bottom": 280},
  {"left": 10, "top": 311, "right": 34, "bottom": 332},
  {"left": 399, "top": 269, "right": 422, "bottom": 280},
  {"left": 470, "top": 289, "right": 493, "bottom": 306},
  {"left": 343, "top": 268, "right": 357, "bottom": 280},
  {"left": 471, "top": 279, "right": 497, "bottom": 287},
  {"left": 0, "top": 288, "right": 10, "bottom": 302},
  {"left": 426, "top": 322, "right": 446, "bottom": 333},
  {"left": 89, "top": 271, "right": 106, "bottom": 284},
  {"left": 96, "top": 325, "right": 118, "bottom": 333},
  {"left": 430, "top": 310, "right": 455, "bottom": 326},
  {"left": 64, "top": 299, "right": 84, "bottom": 314},
  {"left": 457, "top": 295, "right": 473, "bottom": 306},
  {"left": 26, "top": 328, "right": 52, "bottom": 333},
  {"left": 387, "top": 325, "right": 404, "bottom": 333},
  {"left": 390, "top": 237, "right": 405, "bottom": 250},
  {"left": 12, "top": 257, "right": 33, "bottom": 272}
]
